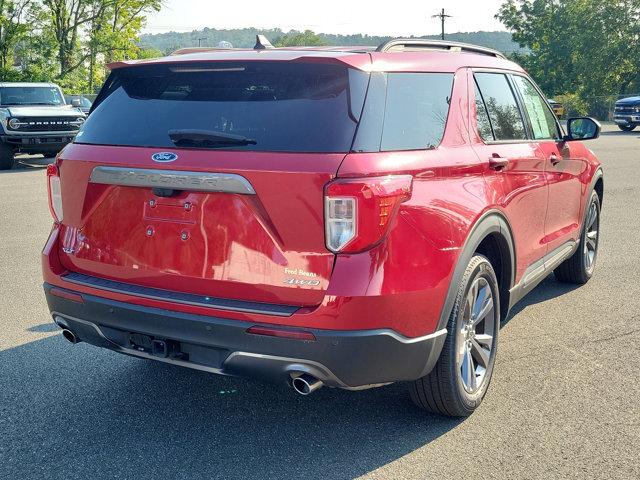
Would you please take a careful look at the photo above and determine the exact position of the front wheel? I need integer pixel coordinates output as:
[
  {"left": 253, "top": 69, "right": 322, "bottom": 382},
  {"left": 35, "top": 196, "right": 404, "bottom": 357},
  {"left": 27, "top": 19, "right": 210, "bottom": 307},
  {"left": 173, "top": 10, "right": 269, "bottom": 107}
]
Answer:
[
  {"left": 554, "top": 191, "right": 600, "bottom": 284},
  {"left": 618, "top": 124, "right": 636, "bottom": 132},
  {"left": 0, "top": 142, "right": 15, "bottom": 170},
  {"left": 410, "top": 255, "right": 500, "bottom": 417}
]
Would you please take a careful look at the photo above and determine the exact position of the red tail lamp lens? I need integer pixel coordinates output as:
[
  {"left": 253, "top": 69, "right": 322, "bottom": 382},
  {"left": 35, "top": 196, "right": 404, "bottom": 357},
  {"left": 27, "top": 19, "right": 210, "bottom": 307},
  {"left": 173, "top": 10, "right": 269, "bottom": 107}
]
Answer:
[
  {"left": 49, "top": 287, "right": 84, "bottom": 303},
  {"left": 46, "top": 163, "right": 63, "bottom": 222},
  {"left": 246, "top": 326, "right": 316, "bottom": 341},
  {"left": 325, "top": 175, "right": 413, "bottom": 253}
]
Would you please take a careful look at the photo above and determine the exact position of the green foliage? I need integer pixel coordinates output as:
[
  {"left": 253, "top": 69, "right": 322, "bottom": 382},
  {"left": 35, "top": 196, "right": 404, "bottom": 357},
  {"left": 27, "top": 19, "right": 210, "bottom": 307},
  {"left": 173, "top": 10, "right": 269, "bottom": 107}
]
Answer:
[
  {"left": 0, "top": 0, "right": 160, "bottom": 93},
  {"left": 274, "top": 30, "right": 327, "bottom": 47},
  {"left": 0, "top": 0, "right": 31, "bottom": 69},
  {"left": 498, "top": 0, "right": 640, "bottom": 116},
  {"left": 554, "top": 93, "right": 588, "bottom": 116}
]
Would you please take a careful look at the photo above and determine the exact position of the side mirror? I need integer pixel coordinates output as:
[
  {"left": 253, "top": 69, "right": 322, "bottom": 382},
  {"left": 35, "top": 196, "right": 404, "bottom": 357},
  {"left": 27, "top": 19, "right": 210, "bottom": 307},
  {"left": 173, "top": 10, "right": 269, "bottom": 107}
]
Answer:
[
  {"left": 564, "top": 117, "right": 601, "bottom": 141},
  {"left": 71, "top": 98, "right": 82, "bottom": 107}
]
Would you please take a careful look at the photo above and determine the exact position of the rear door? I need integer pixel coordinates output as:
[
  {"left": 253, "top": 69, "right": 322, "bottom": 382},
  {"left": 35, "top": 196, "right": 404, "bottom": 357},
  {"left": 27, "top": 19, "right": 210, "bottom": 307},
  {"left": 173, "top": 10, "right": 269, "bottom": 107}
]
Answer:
[
  {"left": 471, "top": 71, "right": 549, "bottom": 281},
  {"left": 510, "top": 74, "right": 585, "bottom": 252},
  {"left": 56, "top": 61, "right": 369, "bottom": 307}
]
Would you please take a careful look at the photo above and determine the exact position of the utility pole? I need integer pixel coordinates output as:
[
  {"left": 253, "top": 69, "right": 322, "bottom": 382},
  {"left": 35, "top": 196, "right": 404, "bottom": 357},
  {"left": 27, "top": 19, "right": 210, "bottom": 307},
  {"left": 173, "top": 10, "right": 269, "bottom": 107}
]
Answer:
[
  {"left": 432, "top": 8, "right": 452, "bottom": 40},
  {"left": 197, "top": 37, "right": 207, "bottom": 47}
]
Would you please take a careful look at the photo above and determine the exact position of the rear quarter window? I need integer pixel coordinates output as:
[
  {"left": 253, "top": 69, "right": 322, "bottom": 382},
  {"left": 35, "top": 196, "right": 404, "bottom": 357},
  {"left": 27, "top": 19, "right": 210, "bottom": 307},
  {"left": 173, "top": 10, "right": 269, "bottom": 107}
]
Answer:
[
  {"left": 381, "top": 73, "right": 453, "bottom": 151},
  {"left": 352, "top": 72, "right": 454, "bottom": 152}
]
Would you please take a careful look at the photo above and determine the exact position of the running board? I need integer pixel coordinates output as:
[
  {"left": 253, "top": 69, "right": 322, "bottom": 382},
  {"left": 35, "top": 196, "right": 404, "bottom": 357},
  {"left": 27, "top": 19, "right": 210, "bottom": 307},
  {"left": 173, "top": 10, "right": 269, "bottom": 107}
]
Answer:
[{"left": 509, "top": 240, "right": 577, "bottom": 308}]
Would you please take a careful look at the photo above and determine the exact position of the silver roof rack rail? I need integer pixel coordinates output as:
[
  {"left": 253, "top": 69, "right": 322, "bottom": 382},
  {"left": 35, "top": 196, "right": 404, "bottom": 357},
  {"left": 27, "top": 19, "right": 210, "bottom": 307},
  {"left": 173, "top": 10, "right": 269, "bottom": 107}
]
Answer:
[{"left": 376, "top": 39, "right": 506, "bottom": 59}]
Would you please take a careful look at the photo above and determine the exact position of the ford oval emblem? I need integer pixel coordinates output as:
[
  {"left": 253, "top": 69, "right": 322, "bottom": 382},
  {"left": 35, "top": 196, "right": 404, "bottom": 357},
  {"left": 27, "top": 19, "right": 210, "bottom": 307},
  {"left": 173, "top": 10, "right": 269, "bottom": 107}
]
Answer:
[{"left": 151, "top": 152, "right": 178, "bottom": 163}]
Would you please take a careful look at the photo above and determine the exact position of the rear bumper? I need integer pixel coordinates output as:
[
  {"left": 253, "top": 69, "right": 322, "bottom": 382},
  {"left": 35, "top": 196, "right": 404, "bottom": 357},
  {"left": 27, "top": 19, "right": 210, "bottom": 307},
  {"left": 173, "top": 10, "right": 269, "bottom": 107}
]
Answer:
[{"left": 45, "top": 284, "right": 446, "bottom": 389}]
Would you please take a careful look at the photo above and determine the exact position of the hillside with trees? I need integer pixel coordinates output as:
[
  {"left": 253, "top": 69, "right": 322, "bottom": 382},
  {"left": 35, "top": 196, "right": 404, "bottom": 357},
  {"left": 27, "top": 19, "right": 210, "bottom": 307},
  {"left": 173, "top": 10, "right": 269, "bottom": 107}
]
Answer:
[
  {"left": 139, "top": 28, "right": 524, "bottom": 55},
  {"left": 1, "top": 0, "right": 638, "bottom": 118}
]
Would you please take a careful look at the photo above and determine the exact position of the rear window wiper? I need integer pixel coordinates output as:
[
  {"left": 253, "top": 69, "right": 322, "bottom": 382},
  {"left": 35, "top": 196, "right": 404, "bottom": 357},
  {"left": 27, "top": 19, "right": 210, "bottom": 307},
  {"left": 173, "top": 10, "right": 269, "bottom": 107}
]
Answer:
[{"left": 168, "top": 129, "right": 257, "bottom": 148}]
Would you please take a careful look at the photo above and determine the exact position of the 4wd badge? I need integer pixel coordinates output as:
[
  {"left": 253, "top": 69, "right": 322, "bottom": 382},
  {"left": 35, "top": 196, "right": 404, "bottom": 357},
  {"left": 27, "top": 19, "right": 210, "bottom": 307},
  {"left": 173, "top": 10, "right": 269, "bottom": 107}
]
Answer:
[{"left": 283, "top": 278, "right": 321, "bottom": 287}]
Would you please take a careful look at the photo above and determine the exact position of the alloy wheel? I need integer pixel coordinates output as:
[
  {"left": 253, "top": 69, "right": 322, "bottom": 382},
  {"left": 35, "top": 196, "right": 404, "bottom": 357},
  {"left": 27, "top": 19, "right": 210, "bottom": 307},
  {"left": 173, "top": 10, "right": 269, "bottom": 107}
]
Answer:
[
  {"left": 456, "top": 277, "right": 496, "bottom": 393},
  {"left": 583, "top": 200, "right": 599, "bottom": 274}
]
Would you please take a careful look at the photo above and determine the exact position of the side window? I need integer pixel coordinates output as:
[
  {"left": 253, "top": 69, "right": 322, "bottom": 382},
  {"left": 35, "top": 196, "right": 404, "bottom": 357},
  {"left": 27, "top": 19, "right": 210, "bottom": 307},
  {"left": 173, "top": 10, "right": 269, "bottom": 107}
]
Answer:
[
  {"left": 511, "top": 75, "right": 560, "bottom": 140},
  {"left": 380, "top": 72, "right": 453, "bottom": 151},
  {"left": 475, "top": 86, "right": 494, "bottom": 141},
  {"left": 474, "top": 73, "right": 527, "bottom": 141}
]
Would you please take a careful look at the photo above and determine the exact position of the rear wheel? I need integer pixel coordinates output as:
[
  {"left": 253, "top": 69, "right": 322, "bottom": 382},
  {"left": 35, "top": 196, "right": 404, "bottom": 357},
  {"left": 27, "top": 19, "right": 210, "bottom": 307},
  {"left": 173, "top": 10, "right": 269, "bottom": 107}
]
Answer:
[
  {"left": 0, "top": 143, "right": 15, "bottom": 170},
  {"left": 410, "top": 255, "right": 500, "bottom": 417},
  {"left": 618, "top": 124, "right": 636, "bottom": 132},
  {"left": 554, "top": 191, "right": 600, "bottom": 284}
]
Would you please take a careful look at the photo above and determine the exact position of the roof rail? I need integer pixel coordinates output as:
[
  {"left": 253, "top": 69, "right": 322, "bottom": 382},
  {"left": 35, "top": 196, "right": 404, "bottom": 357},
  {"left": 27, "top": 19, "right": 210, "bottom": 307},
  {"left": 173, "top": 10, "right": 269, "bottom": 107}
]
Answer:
[{"left": 376, "top": 39, "right": 506, "bottom": 59}]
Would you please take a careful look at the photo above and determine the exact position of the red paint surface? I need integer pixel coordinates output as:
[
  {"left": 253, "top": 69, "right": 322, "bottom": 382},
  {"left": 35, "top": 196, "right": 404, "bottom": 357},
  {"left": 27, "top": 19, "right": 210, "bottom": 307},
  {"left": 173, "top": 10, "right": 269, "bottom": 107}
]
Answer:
[{"left": 43, "top": 56, "right": 601, "bottom": 338}]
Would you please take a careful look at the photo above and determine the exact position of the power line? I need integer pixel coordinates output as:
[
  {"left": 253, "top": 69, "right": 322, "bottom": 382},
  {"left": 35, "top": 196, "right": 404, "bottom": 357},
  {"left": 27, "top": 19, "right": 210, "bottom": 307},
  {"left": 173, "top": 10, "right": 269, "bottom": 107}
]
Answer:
[{"left": 431, "top": 8, "right": 452, "bottom": 40}]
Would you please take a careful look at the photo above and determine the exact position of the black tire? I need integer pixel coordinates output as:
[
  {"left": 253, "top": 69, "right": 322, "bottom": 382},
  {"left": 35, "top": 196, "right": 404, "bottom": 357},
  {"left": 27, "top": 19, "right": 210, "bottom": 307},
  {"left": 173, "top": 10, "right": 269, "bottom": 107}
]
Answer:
[
  {"left": 410, "top": 254, "right": 500, "bottom": 417},
  {"left": 618, "top": 125, "right": 636, "bottom": 132},
  {"left": 554, "top": 191, "right": 601, "bottom": 284},
  {"left": 0, "top": 142, "right": 15, "bottom": 170}
]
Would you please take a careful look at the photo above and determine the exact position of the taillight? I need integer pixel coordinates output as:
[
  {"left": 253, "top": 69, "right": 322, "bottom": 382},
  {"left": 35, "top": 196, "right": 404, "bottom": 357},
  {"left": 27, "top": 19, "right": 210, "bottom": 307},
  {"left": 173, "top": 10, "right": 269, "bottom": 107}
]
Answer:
[
  {"left": 246, "top": 326, "right": 316, "bottom": 341},
  {"left": 324, "top": 175, "right": 412, "bottom": 253},
  {"left": 49, "top": 287, "right": 84, "bottom": 303},
  {"left": 46, "top": 163, "right": 63, "bottom": 222}
]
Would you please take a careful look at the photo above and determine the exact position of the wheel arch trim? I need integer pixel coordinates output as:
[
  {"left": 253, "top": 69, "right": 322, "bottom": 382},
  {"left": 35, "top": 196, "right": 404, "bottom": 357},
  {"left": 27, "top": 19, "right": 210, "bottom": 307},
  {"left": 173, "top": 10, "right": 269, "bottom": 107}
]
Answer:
[
  {"left": 590, "top": 168, "right": 604, "bottom": 209},
  {"left": 436, "top": 209, "right": 516, "bottom": 331}
]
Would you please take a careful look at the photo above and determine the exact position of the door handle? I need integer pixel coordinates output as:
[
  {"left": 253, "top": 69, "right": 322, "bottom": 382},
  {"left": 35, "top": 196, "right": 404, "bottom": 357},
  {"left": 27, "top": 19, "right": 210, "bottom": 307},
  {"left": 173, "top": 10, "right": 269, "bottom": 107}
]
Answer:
[
  {"left": 549, "top": 153, "right": 561, "bottom": 165},
  {"left": 488, "top": 154, "right": 509, "bottom": 170}
]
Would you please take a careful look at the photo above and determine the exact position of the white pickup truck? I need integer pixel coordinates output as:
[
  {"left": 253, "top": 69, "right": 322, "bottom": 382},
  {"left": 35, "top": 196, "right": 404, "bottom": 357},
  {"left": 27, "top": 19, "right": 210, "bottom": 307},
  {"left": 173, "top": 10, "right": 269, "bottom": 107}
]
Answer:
[{"left": 0, "top": 82, "right": 86, "bottom": 169}]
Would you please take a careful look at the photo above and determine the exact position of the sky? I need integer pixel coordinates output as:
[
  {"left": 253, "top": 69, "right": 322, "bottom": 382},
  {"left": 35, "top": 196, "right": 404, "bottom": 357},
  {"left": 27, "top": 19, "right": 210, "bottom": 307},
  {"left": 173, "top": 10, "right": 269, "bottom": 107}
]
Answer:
[{"left": 143, "top": 0, "right": 508, "bottom": 36}]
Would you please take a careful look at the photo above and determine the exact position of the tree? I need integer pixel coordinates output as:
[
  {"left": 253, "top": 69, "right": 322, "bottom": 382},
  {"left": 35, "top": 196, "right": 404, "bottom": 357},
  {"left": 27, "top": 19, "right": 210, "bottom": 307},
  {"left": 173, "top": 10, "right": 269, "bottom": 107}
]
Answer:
[
  {"left": 0, "top": 0, "right": 160, "bottom": 91},
  {"left": 497, "top": 0, "right": 640, "bottom": 104},
  {"left": 42, "top": 0, "right": 103, "bottom": 76},
  {"left": 0, "top": 0, "right": 31, "bottom": 69},
  {"left": 274, "top": 30, "right": 327, "bottom": 47}
]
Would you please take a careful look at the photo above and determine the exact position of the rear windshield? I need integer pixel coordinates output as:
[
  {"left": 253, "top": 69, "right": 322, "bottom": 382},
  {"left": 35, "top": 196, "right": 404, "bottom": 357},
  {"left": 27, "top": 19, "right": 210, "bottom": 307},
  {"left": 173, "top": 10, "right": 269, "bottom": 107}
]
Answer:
[{"left": 76, "top": 62, "right": 369, "bottom": 153}]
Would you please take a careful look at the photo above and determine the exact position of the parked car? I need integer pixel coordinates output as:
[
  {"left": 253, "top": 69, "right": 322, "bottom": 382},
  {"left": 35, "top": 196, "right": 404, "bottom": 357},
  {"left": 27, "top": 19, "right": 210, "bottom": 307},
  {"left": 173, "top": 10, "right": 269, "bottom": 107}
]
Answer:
[
  {"left": 42, "top": 38, "right": 604, "bottom": 417},
  {"left": 64, "top": 95, "right": 93, "bottom": 115},
  {"left": 613, "top": 96, "right": 640, "bottom": 131},
  {"left": 548, "top": 99, "right": 565, "bottom": 118},
  {"left": 0, "top": 82, "right": 86, "bottom": 169}
]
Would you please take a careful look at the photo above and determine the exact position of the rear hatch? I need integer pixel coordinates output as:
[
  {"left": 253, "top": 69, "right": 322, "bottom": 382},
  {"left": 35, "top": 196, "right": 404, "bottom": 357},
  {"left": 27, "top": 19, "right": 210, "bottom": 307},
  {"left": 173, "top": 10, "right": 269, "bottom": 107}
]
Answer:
[{"left": 55, "top": 60, "right": 369, "bottom": 307}]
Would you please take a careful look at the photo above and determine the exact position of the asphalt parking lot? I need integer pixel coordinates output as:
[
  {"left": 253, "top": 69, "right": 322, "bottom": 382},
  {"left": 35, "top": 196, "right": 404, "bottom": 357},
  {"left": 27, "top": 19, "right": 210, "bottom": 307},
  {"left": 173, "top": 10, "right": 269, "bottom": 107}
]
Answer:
[{"left": 1, "top": 126, "right": 639, "bottom": 480}]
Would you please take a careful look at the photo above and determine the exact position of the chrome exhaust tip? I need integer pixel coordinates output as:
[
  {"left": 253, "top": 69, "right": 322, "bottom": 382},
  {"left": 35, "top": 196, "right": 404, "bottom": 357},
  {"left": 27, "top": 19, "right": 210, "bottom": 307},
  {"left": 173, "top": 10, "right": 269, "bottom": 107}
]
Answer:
[
  {"left": 291, "top": 373, "right": 323, "bottom": 395},
  {"left": 61, "top": 329, "right": 79, "bottom": 344}
]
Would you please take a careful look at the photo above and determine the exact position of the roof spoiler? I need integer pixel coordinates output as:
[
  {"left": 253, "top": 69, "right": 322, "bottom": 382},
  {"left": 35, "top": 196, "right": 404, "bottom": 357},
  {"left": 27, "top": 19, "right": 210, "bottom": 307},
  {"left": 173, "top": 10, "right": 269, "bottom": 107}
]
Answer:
[{"left": 376, "top": 39, "right": 506, "bottom": 59}]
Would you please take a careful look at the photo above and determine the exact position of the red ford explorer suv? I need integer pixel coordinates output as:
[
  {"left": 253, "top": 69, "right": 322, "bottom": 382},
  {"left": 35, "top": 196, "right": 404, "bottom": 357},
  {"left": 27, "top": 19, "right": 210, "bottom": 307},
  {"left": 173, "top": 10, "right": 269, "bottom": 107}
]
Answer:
[{"left": 43, "top": 38, "right": 603, "bottom": 416}]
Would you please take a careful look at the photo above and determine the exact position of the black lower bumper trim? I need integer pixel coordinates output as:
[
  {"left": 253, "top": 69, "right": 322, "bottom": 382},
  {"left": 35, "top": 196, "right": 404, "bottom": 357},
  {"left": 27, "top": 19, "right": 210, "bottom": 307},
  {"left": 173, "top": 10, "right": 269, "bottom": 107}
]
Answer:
[{"left": 44, "top": 284, "right": 446, "bottom": 388}]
